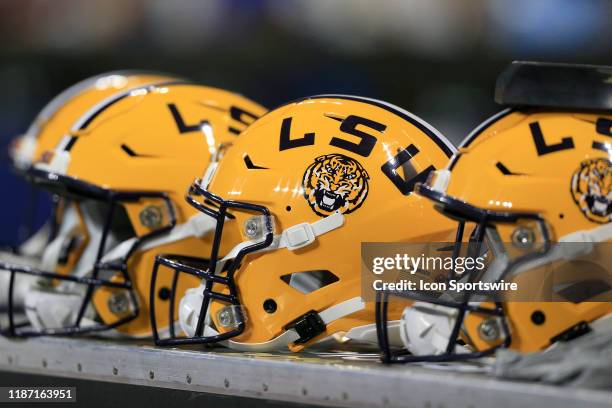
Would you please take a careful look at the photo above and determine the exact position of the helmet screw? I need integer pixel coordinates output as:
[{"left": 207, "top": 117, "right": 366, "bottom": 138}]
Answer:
[
  {"left": 218, "top": 309, "right": 233, "bottom": 328},
  {"left": 108, "top": 292, "right": 130, "bottom": 315},
  {"left": 477, "top": 318, "right": 501, "bottom": 342},
  {"left": 140, "top": 206, "right": 163, "bottom": 228},
  {"left": 511, "top": 226, "right": 535, "bottom": 249},
  {"left": 244, "top": 218, "right": 260, "bottom": 238}
]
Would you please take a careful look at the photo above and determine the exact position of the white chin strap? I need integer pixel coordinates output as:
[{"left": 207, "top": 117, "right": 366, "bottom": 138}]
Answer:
[
  {"left": 562, "top": 221, "right": 612, "bottom": 244},
  {"left": 499, "top": 222, "right": 612, "bottom": 281},
  {"left": 179, "top": 282, "right": 365, "bottom": 352},
  {"left": 178, "top": 211, "right": 357, "bottom": 351},
  {"left": 228, "top": 297, "right": 365, "bottom": 352},
  {"left": 211, "top": 211, "right": 345, "bottom": 276},
  {"left": 100, "top": 213, "right": 217, "bottom": 264},
  {"left": 556, "top": 221, "right": 612, "bottom": 258}
]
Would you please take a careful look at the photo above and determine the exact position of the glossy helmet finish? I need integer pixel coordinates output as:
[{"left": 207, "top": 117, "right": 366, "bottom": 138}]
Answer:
[
  {"left": 151, "top": 95, "right": 457, "bottom": 352},
  {"left": 0, "top": 81, "right": 266, "bottom": 337},
  {"left": 1, "top": 71, "right": 183, "bottom": 315},
  {"left": 380, "top": 62, "right": 612, "bottom": 363},
  {"left": 10, "top": 71, "right": 185, "bottom": 172}
]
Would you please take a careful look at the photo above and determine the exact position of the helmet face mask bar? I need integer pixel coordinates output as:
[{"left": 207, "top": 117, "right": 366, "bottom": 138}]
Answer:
[
  {"left": 0, "top": 167, "right": 176, "bottom": 337},
  {"left": 150, "top": 180, "right": 275, "bottom": 346},
  {"left": 376, "top": 182, "right": 554, "bottom": 363}
]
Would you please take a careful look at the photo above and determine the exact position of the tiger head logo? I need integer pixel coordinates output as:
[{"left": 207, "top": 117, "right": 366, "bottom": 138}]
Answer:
[
  {"left": 570, "top": 158, "right": 611, "bottom": 224},
  {"left": 302, "top": 153, "right": 369, "bottom": 217}
]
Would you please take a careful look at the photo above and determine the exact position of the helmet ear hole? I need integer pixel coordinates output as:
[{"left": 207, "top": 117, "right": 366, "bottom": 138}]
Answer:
[
  {"left": 531, "top": 310, "right": 546, "bottom": 325},
  {"left": 280, "top": 270, "right": 339, "bottom": 294},
  {"left": 286, "top": 205, "right": 292, "bottom": 212},
  {"left": 263, "top": 299, "right": 277, "bottom": 314},
  {"left": 158, "top": 287, "right": 171, "bottom": 301}
]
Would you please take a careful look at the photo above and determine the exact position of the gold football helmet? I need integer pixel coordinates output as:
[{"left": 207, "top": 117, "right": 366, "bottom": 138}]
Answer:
[
  {"left": 150, "top": 95, "right": 457, "bottom": 351},
  {"left": 382, "top": 62, "right": 612, "bottom": 363},
  {"left": 1, "top": 71, "right": 183, "bottom": 316},
  {"left": 0, "top": 80, "right": 266, "bottom": 337}
]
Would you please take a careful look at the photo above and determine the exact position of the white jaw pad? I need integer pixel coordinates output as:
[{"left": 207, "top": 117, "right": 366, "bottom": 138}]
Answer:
[{"left": 24, "top": 288, "right": 94, "bottom": 331}]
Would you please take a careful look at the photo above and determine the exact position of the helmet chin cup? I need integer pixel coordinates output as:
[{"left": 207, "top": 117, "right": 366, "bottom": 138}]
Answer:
[
  {"left": 178, "top": 284, "right": 205, "bottom": 338},
  {"left": 24, "top": 289, "right": 84, "bottom": 331},
  {"left": 400, "top": 302, "right": 470, "bottom": 357}
]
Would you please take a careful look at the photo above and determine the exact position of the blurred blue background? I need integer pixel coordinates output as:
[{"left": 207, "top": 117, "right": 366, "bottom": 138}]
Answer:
[{"left": 0, "top": 0, "right": 611, "bottom": 246}]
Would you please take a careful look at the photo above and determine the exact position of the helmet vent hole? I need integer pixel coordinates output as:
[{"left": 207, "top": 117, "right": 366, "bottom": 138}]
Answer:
[
  {"left": 559, "top": 213, "right": 564, "bottom": 219},
  {"left": 286, "top": 205, "right": 292, "bottom": 212},
  {"left": 263, "top": 299, "right": 277, "bottom": 314},
  {"left": 158, "top": 287, "right": 171, "bottom": 301},
  {"left": 121, "top": 144, "right": 138, "bottom": 157},
  {"left": 280, "top": 270, "right": 339, "bottom": 294},
  {"left": 531, "top": 310, "right": 546, "bottom": 325}
]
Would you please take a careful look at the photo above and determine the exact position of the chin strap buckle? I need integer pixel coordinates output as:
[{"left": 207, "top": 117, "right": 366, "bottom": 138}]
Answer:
[
  {"left": 287, "top": 311, "right": 326, "bottom": 344},
  {"left": 280, "top": 211, "right": 345, "bottom": 251},
  {"left": 283, "top": 223, "right": 316, "bottom": 250}
]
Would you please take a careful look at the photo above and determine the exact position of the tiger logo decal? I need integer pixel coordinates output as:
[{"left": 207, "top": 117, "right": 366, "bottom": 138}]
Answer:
[
  {"left": 302, "top": 153, "right": 369, "bottom": 217},
  {"left": 570, "top": 158, "right": 611, "bottom": 224}
]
